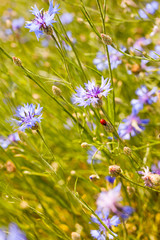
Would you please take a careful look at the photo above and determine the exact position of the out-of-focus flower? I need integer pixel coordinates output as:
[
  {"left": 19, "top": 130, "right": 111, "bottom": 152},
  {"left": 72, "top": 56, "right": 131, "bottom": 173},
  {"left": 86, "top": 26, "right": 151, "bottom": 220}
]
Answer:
[
  {"left": 0, "top": 133, "right": 20, "bottom": 149},
  {"left": 105, "top": 176, "right": 115, "bottom": 184},
  {"left": 93, "top": 46, "right": 124, "bottom": 71},
  {"left": 131, "top": 85, "right": 157, "bottom": 113},
  {"left": 96, "top": 184, "right": 133, "bottom": 219},
  {"left": 0, "top": 223, "right": 26, "bottom": 240},
  {"left": 62, "top": 31, "right": 76, "bottom": 51},
  {"left": 118, "top": 110, "right": 149, "bottom": 140},
  {"left": 151, "top": 161, "right": 160, "bottom": 175},
  {"left": 12, "top": 103, "right": 43, "bottom": 131},
  {"left": 25, "top": 0, "right": 60, "bottom": 40},
  {"left": 12, "top": 17, "right": 24, "bottom": 31},
  {"left": 72, "top": 77, "right": 112, "bottom": 107},
  {"left": 138, "top": 166, "right": 160, "bottom": 187},
  {"left": 60, "top": 13, "right": 73, "bottom": 25},
  {"left": 138, "top": 1, "right": 159, "bottom": 19},
  {"left": 87, "top": 146, "right": 101, "bottom": 164},
  {"left": 130, "top": 37, "right": 151, "bottom": 53},
  {"left": 150, "top": 25, "right": 159, "bottom": 37},
  {"left": 90, "top": 210, "right": 120, "bottom": 239}
]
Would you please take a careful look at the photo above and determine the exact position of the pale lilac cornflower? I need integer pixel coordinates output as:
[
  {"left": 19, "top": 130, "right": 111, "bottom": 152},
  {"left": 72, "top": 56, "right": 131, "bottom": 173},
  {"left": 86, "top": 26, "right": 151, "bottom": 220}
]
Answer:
[
  {"left": 96, "top": 184, "right": 133, "bottom": 219},
  {"left": 60, "top": 13, "right": 73, "bottom": 25},
  {"left": 130, "top": 37, "right": 151, "bottom": 53},
  {"left": 93, "top": 46, "right": 124, "bottom": 71},
  {"left": 90, "top": 211, "right": 120, "bottom": 240},
  {"left": 138, "top": 167, "right": 153, "bottom": 187},
  {"left": 139, "top": 1, "right": 159, "bottom": 19},
  {"left": 12, "top": 17, "right": 24, "bottom": 31},
  {"left": 131, "top": 85, "right": 157, "bottom": 113},
  {"left": 87, "top": 146, "right": 101, "bottom": 164},
  {"left": 25, "top": 0, "right": 60, "bottom": 40},
  {"left": 118, "top": 110, "right": 149, "bottom": 140},
  {"left": 0, "top": 223, "right": 26, "bottom": 240},
  {"left": 0, "top": 133, "right": 20, "bottom": 149},
  {"left": 13, "top": 103, "right": 43, "bottom": 131},
  {"left": 151, "top": 161, "right": 160, "bottom": 175},
  {"left": 62, "top": 31, "right": 76, "bottom": 51},
  {"left": 72, "top": 77, "right": 112, "bottom": 107}
]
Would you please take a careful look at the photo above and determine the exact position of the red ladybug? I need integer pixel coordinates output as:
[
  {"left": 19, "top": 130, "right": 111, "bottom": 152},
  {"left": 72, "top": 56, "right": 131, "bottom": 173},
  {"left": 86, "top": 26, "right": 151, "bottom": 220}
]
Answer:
[{"left": 100, "top": 119, "right": 106, "bottom": 126}]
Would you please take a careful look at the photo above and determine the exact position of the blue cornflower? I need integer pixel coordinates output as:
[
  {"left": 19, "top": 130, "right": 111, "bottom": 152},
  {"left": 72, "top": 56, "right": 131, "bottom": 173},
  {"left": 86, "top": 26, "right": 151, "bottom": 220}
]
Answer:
[
  {"left": 62, "top": 31, "right": 76, "bottom": 51},
  {"left": 93, "top": 46, "right": 124, "bottom": 71},
  {"left": 0, "top": 133, "right": 20, "bottom": 149},
  {"left": 72, "top": 77, "right": 112, "bottom": 107},
  {"left": 131, "top": 85, "right": 157, "bottom": 113},
  {"left": 25, "top": 0, "right": 60, "bottom": 40},
  {"left": 105, "top": 176, "right": 115, "bottom": 184},
  {"left": 12, "top": 17, "right": 24, "bottom": 31},
  {"left": 139, "top": 1, "right": 159, "bottom": 19},
  {"left": 96, "top": 184, "right": 133, "bottom": 219},
  {"left": 151, "top": 161, "right": 160, "bottom": 175},
  {"left": 13, "top": 103, "right": 43, "bottom": 131},
  {"left": 0, "top": 223, "right": 26, "bottom": 240},
  {"left": 118, "top": 110, "right": 149, "bottom": 140},
  {"left": 60, "top": 13, "right": 73, "bottom": 25},
  {"left": 130, "top": 37, "right": 151, "bottom": 53},
  {"left": 90, "top": 211, "right": 120, "bottom": 239}
]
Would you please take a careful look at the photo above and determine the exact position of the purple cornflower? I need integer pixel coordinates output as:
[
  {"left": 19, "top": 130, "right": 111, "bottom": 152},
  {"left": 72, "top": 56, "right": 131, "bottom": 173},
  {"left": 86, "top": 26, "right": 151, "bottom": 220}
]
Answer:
[
  {"left": 90, "top": 211, "right": 120, "bottom": 239},
  {"left": 72, "top": 77, "right": 112, "bottom": 107},
  {"left": 0, "top": 133, "right": 20, "bottom": 149},
  {"left": 12, "top": 17, "right": 24, "bottom": 31},
  {"left": 131, "top": 85, "right": 157, "bottom": 113},
  {"left": 96, "top": 184, "right": 133, "bottom": 219},
  {"left": 138, "top": 167, "right": 153, "bottom": 187},
  {"left": 12, "top": 103, "right": 43, "bottom": 131},
  {"left": 62, "top": 31, "right": 76, "bottom": 51},
  {"left": 105, "top": 176, "right": 115, "bottom": 184},
  {"left": 130, "top": 37, "right": 151, "bottom": 53},
  {"left": 139, "top": 1, "right": 159, "bottom": 19},
  {"left": 0, "top": 223, "right": 26, "bottom": 240},
  {"left": 151, "top": 161, "right": 160, "bottom": 175},
  {"left": 118, "top": 110, "right": 149, "bottom": 140},
  {"left": 60, "top": 13, "right": 73, "bottom": 25},
  {"left": 25, "top": 0, "right": 60, "bottom": 40},
  {"left": 93, "top": 46, "right": 124, "bottom": 71}
]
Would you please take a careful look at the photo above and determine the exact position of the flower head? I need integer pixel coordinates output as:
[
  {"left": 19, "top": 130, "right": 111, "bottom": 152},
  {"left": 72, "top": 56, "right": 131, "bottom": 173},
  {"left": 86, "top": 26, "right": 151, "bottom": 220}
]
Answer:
[
  {"left": 138, "top": 167, "right": 154, "bottom": 187},
  {"left": 151, "top": 161, "right": 160, "bottom": 175},
  {"left": 13, "top": 103, "right": 43, "bottom": 131},
  {"left": 25, "top": 0, "right": 60, "bottom": 40},
  {"left": 60, "top": 13, "right": 73, "bottom": 25},
  {"left": 131, "top": 85, "right": 157, "bottom": 113},
  {"left": 130, "top": 37, "right": 151, "bottom": 53},
  {"left": 0, "top": 133, "right": 20, "bottom": 149},
  {"left": 73, "top": 77, "right": 112, "bottom": 107},
  {"left": 12, "top": 17, "right": 24, "bottom": 31},
  {"left": 0, "top": 223, "right": 26, "bottom": 240},
  {"left": 138, "top": 1, "right": 159, "bottom": 19},
  {"left": 105, "top": 176, "right": 115, "bottom": 184},
  {"left": 118, "top": 110, "right": 149, "bottom": 140},
  {"left": 91, "top": 211, "right": 120, "bottom": 240},
  {"left": 93, "top": 46, "right": 124, "bottom": 71}
]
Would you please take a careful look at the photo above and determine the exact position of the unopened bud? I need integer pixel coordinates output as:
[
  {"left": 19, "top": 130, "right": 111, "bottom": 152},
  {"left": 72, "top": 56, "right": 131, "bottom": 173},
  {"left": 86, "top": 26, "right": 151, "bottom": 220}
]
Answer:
[
  {"left": 109, "top": 165, "right": 122, "bottom": 176},
  {"left": 52, "top": 86, "right": 62, "bottom": 96},
  {"left": 44, "top": 25, "right": 53, "bottom": 35},
  {"left": 89, "top": 174, "right": 99, "bottom": 181},
  {"left": 5, "top": 161, "right": 16, "bottom": 173},
  {"left": 123, "top": 146, "right": 132, "bottom": 155},
  {"left": 101, "top": 33, "right": 113, "bottom": 45},
  {"left": 81, "top": 142, "right": 89, "bottom": 148},
  {"left": 12, "top": 57, "right": 22, "bottom": 67},
  {"left": 149, "top": 174, "right": 160, "bottom": 186},
  {"left": 71, "top": 232, "right": 81, "bottom": 240}
]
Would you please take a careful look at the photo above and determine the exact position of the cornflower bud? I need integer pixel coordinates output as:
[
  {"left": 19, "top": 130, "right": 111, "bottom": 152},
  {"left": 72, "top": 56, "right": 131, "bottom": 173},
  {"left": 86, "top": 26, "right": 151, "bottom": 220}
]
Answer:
[
  {"left": 71, "top": 232, "right": 81, "bottom": 240},
  {"left": 101, "top": 33, "right": 113, "bottom": 45},
  {"left": 81, "top": 142, "right": 89, "bottom": 148},
  {"left": 109, "top": 165, "right": 122, "bottom": 177},
  {"left": 123, "top": 146, "right": 132, "bottom": 156},
  {"left": 12, "top": 56, "right": 22, "bottom": 67},
  {"left": 52, "top": 86, "right": 62, "bottom": 96},
  {"left": 89, "top": 174, "right": 99, "bottom": 181}
]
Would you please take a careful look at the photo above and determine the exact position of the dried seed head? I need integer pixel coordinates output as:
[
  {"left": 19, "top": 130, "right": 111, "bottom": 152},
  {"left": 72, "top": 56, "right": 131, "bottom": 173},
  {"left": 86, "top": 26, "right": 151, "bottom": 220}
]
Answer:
[
  {"left": 123, "top": 146, "right": 132, "bottom": 156},
  {"left": 71, "top": 232, "right": 81, "bottom": 240},
  {"left": 12, "top": 56, "right": 22, "bottom": 67},
  {"left": 109, "top": 165, "right": 122, "bottom": 176},
  {"left": 101, "top": 33, "right": 113, "bottom": 45},
  {"left": 52, "top": 86, "right": 62, "bottom": 96}
]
